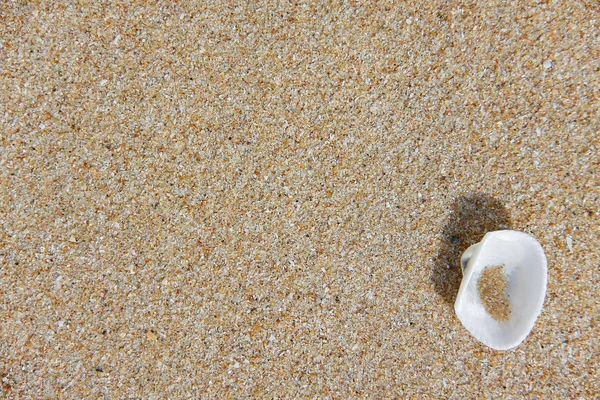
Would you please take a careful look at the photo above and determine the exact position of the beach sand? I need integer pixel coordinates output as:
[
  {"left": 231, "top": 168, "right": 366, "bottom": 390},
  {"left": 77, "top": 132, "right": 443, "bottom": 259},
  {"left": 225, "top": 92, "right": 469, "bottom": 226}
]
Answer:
[{"left": 1, "top": 1, "right": 598, "bottom": 397}]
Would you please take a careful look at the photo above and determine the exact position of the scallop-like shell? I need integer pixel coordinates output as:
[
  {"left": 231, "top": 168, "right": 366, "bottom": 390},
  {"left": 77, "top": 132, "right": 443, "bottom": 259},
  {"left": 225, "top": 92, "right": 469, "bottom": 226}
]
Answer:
[{"left": 455, "top": 230, "right": 548, "bottom": 350}]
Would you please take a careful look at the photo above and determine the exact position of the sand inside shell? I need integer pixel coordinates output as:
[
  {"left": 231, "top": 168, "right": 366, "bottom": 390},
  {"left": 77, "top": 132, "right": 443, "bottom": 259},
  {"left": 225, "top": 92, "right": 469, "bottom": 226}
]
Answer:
[{"left": 477, "top": 265, "right": 511, "bottom": 322}]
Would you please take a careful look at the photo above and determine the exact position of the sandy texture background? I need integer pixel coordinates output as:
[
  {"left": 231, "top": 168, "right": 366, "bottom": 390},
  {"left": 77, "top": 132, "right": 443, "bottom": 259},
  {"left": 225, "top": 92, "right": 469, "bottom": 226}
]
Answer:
[{"left": 1, "top": 1, "right": 598, "bottom": 398}]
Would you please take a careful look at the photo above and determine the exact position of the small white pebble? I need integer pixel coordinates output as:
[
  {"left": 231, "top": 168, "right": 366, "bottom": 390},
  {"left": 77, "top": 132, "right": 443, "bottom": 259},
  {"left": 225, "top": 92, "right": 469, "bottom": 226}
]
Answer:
[
  {"left": 233, "top": 361, "right": 240, "bottom": 369},
  {"left": 269, "top": 334, "right": 276, "bottom": 342},
  {"left": 53, "top": 275, "right": 63, "bottom": 291},
  {"left": 567, "top": 236, "right": 573, "bottom": 252},
  {"left": 543, "top": 60, "right": 553, "bottom": 69},
  {"left": 68, "top": 236, "right": 77, "bottom": 243}
]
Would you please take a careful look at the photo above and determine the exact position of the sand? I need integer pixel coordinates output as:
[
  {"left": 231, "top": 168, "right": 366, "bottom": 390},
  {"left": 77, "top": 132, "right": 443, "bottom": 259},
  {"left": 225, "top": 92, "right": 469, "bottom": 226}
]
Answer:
[
  {"left": 1, "top": 1, "right": 599, "bottom": 398},
  {"left": 478, "top": 265, "right": 511, "bottom": 322}
]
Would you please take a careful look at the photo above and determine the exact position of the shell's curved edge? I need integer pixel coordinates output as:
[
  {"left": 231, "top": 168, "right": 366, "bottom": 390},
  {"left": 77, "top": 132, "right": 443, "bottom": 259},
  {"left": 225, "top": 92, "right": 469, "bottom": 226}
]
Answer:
[
  {"left": 460, "top": 243, "right": 480, "bottom": 274},
  {"left": 454, "top": 230, "right": 548, "bottom": 350}
]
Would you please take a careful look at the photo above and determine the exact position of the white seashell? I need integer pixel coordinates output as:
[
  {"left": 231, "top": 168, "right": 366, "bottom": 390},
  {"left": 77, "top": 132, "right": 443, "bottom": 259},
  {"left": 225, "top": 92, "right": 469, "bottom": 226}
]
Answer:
[{"left": 455, "top": 230, "right": 548, "bottom": 350}]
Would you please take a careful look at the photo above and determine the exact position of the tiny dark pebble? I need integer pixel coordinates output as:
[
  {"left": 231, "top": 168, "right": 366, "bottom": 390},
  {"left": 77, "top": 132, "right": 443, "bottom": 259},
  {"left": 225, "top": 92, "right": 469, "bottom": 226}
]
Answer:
[
  {"left": 95, "top": 367, "right": 104, "bottom": 372},
  {"left": 451, "top": 236, "right": 460, "bottom": 244}
]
